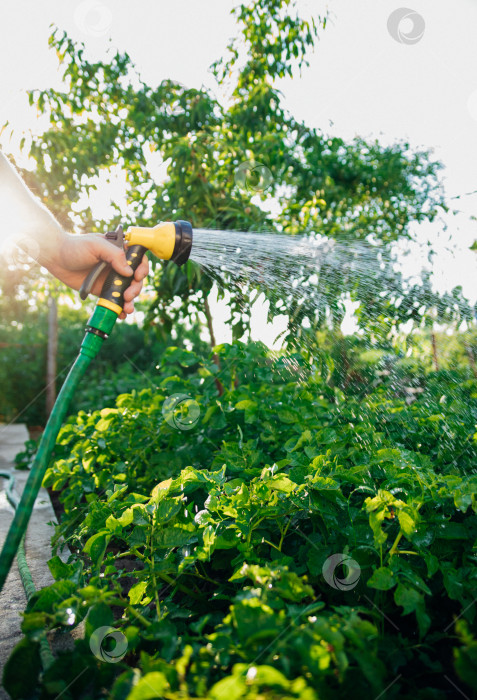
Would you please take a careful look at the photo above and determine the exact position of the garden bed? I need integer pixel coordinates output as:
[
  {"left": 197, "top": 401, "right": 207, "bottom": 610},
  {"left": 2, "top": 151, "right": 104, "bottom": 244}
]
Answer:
[{"left": 3, "top": 344, "right": 477, "bottom": 699}]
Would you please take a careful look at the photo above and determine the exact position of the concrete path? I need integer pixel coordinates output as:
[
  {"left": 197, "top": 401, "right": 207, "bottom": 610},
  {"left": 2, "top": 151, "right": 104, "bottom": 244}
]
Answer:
[{"left": 0, "top": 424, "right": 57, "bottom": 697}]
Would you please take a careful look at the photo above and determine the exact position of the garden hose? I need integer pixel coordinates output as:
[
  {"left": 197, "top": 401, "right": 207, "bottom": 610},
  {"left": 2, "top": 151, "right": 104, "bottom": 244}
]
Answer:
[
  {"left": 0, "top": 470, "right": 55, "bottom": 671},
  {"left": 0, "top": 220, "right": 193, "bottom": 595}
]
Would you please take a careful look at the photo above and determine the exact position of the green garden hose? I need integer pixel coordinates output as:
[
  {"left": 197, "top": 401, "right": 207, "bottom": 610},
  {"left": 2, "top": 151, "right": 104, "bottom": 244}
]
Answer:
[
  {"left": 0, "top": 220, "right": 192, "bottom": 602},
  {"left": 0, "top": 301, "right": 125, "bottom": 595},
  {"left": 0, "top": 350, "right": 95, "bottom": 594},
  {"left": 0, "top": 244, "right": 147, "bottom": 681},
  {"left": 0, "top": 470, "right": 55, "bottom": 671},
  {"left": 0, "top": 238, "right": 151, "bottom": 595}
]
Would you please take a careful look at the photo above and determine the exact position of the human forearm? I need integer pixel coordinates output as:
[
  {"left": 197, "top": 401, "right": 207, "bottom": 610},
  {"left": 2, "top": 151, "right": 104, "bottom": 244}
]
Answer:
[
  {"left": 0, "top": 151, "right": 64, "bottom": 268},
  {"left": 0, "top": 151, "right": 148, "bottom": 317}
]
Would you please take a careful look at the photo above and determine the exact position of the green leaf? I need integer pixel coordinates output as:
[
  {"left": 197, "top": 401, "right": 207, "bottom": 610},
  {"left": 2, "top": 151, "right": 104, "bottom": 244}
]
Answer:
[
  {"left": 231, "top": 598, "right": 284, "bottom": 643},
  {"left": 208, "top": 674, "right": 246, "bottom": 700},
  {"left": 368, "top": 509, "right": 388, "bottom": 547},
  {"left": 155, "top": 522, "right": 196, "bottom": 548},
  {"left": 235, "top": 399, "right": 257, "bottom": 410},
  {"left": 367, "top": 567, "right": 397, "bottom": 591},
  {"left": 247, "top": 664, "right": 290, "bottom": 689},
  {"left": 317, "top": 428, "right": 338, "bottom": 443},
  {"left": 436, "top": 522, "right": 468, "bottom": 539},
  {"left": 95, "top": 409, "right": 119, "bottom": 431},
  {"left": 277, "top": 409, "right": 298, "bottom": 424},
  {"left": 2, "top": 638, "right": 41, "bottom": 697},
  {"left": 394, "top": 583, "right": 430, "bottom": 637},
  {"left": 128, "top": 581, "right": 148, "bottom": 605},
  {"left": 269, "top": 474, "right": 296, "bottom": 493},
  {"left": 47, "top": 555, "right": 73, "bottom": 580},
  {"left": 397, "top": 508, "right": 416, "bottom": 536},
  {"left": 394, "top": 583, "right": 421, "bottom": 615},
  {"left": 127, "top": 672, "right": 169, "bottom": 699},
  {"left": 164, "top": 346, "right": 198, "bottom": 367},
  {"left": 106, "top": 506, "right": 136, "bottom": 531},
  {"left": 83, "top": 530, "right": 110, "bottom": 563},
  {"left": 28, "top": 581, "right": 77, "bottom": 613},
  {"left": 85, "top": 602, "right": 114, "bottom": 639},
  {"left": 154, "top": 497, "right": 183, "bottom": 524},
  {"left": 424, "top": 553, "right": 439, "bottom": 577},
  {"left": 454, "top": 620, "right": 477, "bottom": 688},
  {"left": 151, "top": 478, "right": 173, "bottom": 502},
  {"left": 287, "top": 429, "right": 312, "bottom": 452},
  {"left": 21, "top": 612, "right": 49, "bottom": 635}
]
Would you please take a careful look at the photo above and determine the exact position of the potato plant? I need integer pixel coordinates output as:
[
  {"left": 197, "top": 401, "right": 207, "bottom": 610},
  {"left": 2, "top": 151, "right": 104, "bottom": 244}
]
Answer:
[{"left": 4, "top": 342, "right": 477, "bottom": 699}]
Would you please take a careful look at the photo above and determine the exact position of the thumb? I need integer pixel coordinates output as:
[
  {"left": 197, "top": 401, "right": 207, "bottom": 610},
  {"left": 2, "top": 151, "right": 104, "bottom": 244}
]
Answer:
[{"left": 96, "top": 240, "right": 133, "bottom": 277}]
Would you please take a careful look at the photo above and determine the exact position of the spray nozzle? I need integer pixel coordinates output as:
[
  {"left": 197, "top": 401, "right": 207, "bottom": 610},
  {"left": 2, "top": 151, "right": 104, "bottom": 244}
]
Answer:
[
  {"left": 124, "top": 220, "right": 193, "bottom": 266},
  {"left": 79, "top": 220, "right": 193, "bottom": 305}
]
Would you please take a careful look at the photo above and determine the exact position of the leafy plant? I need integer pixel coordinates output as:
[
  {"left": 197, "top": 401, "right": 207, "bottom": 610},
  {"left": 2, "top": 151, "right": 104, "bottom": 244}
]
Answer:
[{"left": 5, "top": 342, "right": 477, "bottom": 699}]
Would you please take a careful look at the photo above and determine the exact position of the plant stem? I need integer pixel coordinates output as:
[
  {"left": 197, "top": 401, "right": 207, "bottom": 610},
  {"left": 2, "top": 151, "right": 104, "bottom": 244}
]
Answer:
[
  {"left": 395, "top": 550, "right": 419, "bottom": 556},
  {"left": 278, "top": 518, "right": 291, "bottom": 551},
  {"left": 157, "top": 572, "right": 204, "bottom": 601},
  {"left": 192, "top": 566, "right": 221, "bottom": 586},
  {"left": 387, "top": 531, "right": 403, "bottom": 559},
  {"left": 262, "top": 538, "right": 282, "bottom": 553},
  {"left": 148, "top": 512, "right": 161, "bottom": 620},
  {"left": 115, "top": 548, "right": 145, "bottom": 561},
  {"left": 127, "top": 605, "right": 151, "bottom": 628}
]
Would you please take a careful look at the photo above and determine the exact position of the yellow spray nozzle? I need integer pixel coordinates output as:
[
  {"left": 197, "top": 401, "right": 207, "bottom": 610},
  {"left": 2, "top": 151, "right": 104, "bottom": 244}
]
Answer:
[
  {"left": 125, "top": 220, "right": 193, "bottom": 266},
  {"left": 125, "top": 221, "right": 176, "bottom": 260},
  {"left": 81, "top": 220, "right": 193, "bottom": 315}
]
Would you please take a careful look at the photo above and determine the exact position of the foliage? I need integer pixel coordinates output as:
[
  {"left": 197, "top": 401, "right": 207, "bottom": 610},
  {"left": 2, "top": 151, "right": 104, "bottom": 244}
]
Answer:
[
  {"left": 2, "top": 2, "right": 477, "bottom": 699},
  {"left": 0, "top": 301, "right": 183, "bottom": 426},
  {"left": 0, "top": 303, "right": 82, "bottom": 425},
  {"left": 4, "top": 341, "right": 477, "bottom": 699},
  {"left": 11, "top": 0, "right": 451, "bottom": 338}
]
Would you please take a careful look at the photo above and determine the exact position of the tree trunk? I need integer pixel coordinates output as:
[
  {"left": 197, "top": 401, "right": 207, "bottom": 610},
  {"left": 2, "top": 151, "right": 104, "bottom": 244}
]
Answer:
[
  {"left": 431, "top": 332, "right": 439, "bottom": 371},
  {"left": 203, "top": 295, "right": 217, "bottom": 349},
  {"left": 465, "top": 342, "right": 477, "bottom": 378},
  {"left": 46, "top": 295, "right": 58, "bottom": 417},
  {"left": 203, "top": 295, "right": 223, "bottom": 395}
]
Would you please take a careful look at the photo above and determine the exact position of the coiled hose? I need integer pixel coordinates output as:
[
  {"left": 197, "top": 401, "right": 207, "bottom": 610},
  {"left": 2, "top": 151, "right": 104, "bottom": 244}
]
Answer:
[{"left": 0, "top": 469, "right": 55, "bottom": 670}]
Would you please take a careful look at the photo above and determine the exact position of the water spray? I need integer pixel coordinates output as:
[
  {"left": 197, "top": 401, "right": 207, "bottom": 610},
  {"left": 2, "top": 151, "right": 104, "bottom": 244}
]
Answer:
[{"left": 0, "top": 220, "right": 193, "bottom": 594}]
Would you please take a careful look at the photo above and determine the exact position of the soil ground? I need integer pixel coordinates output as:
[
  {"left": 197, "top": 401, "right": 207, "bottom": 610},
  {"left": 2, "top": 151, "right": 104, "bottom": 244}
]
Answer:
[{"left": 0, "top": 424, "right": 57, "bottom": 697}]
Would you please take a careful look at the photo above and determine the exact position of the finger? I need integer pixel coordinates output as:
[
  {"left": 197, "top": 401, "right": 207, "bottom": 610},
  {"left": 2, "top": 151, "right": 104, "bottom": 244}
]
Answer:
[
  {"left": 119, "top": 311, "right": 127, "bottom": 320},
  {"left": 134, "top": 254, "right": 149, "bottom": 282},
  {"left": 94, "top": 239, "right": 133, "bottom": 277},
  {"left": 123, "top": 299, "right": 135, "bottom": 315},
  {"left": 123, "top": 278, "right": 143, "bottom": 302}
]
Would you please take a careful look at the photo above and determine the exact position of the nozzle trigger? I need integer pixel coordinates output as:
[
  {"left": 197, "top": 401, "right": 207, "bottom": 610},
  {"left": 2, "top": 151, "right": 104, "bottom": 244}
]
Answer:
[{"left": 79, "top": 225, "right": 124, "bottom": 300}]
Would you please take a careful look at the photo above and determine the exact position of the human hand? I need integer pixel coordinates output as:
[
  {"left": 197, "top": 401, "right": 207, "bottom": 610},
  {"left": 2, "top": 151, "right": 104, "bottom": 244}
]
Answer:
[{"left": 47, "top": 232, "right": 149, "bottom": 319}]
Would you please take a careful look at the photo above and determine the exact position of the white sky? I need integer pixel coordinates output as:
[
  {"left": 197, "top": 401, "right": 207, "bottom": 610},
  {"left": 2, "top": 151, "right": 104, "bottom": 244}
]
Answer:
[{"left": 1, "top": 0, "right": 476, "bottom": 344}]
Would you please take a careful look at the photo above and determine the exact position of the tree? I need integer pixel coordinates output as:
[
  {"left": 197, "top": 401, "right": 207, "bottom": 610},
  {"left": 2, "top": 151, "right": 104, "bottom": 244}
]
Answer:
[{"left": 6, "top": 0, "right": 452, "bottom": 345}]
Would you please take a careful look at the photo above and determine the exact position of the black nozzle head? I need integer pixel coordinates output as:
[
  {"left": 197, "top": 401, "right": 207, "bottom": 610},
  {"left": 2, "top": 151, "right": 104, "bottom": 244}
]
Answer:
[{"left": 171, "top": 220, "right": 193, "bottom": 266}]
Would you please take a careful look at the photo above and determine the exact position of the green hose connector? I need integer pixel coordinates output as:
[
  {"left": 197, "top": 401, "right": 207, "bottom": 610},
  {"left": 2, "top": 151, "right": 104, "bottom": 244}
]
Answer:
[
  {"left": 81, "top": 306, "right": 118, "bottom": 358},
  {"left": 0, "top": 305, "right": 118, "bottom": 595}
]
